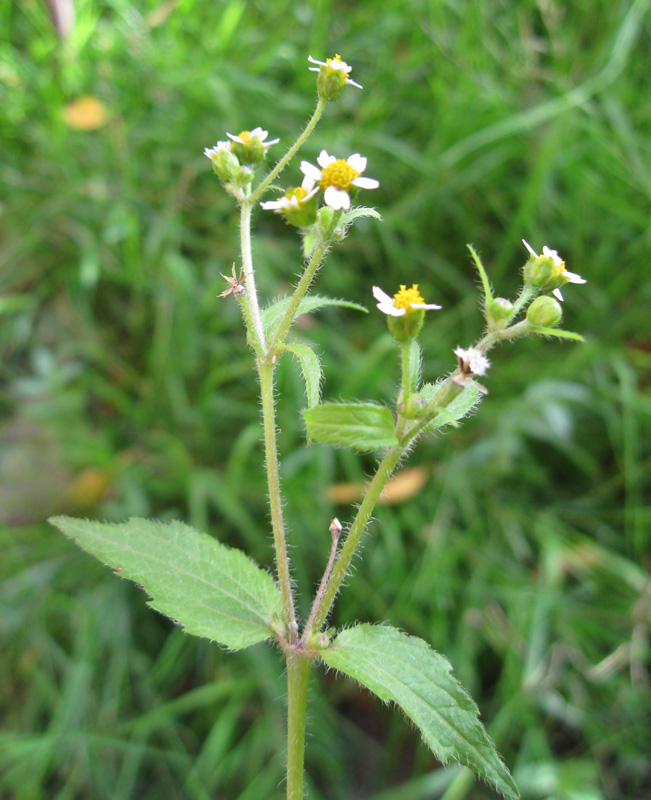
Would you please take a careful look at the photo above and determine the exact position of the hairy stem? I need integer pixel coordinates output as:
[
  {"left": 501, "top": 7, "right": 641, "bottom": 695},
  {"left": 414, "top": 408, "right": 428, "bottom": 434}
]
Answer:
[
  {"left": 268, "top": 238, "right": 329, "bottom": 355},
  {"left": 250, "top": 97, "right": 326, "bottom": 206},
  {"left": 286, "top": 653, "right": 312, "bottom": 800},
  {"left": 259, "top": 361, "right": 296, "bottom": 636},
  {"left": 305, "top": 446, "right": 404, "bottom": 634},
  {"left": 240, "top": 198, "right": 267, "bottom": 354}
]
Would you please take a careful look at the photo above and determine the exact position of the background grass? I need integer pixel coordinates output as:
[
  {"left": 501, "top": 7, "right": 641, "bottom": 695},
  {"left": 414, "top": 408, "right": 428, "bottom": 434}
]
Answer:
[{"left": 1, "top": 0, "right": 650, "bottom": 798}]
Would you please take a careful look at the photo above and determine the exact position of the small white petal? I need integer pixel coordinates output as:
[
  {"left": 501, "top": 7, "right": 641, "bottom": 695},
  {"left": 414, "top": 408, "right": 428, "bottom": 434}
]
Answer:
[
  {"left": 250, "top": 127, "right": 267, "bottom": 140},
  {"left": 263, "top": 138, "right": 280, "bottom": 148},
  {"left": 372, "top": 286, "right": 394, "bottom": 305},
  {"left": 300, "top": 161, "right": 322, "bottom": 182},
  {"left": 522, "top": 239, "right": 538, "bottom": 258},
  {"left": 564, "top": 270, "right": 586, "bottom": 285},
  {"left": 346, "top": 78, "right": 363, "bottom": 89},
  {"left": 352, "top": 176, "right": 380, "bottom": 190},
  {"left": 301, "top": 174, "right": 316, "bottom": 191},
  {"left": 226, "top": 132, "right": 244, "bottom": 144},
  {"left": 541, "top": 246, "right": 564, "bottom": 266},
  {"left": 411, "top": 302, "right": 442, "bottom": 311},
  {"left": 260, "top": 199, "right": 284, "bottom": 210},
  {"left": 307, "top": 56, "right": 326, "bottom": 68},
  {"left": 553, "top": 288, "right": 564, "bottom": 301},
  {"left": 324, "top": 186, "right": 351, "bottom": 210},
  {"left": 380, "top": 303, "right": 406, "bottom": 317},
  {"left": 317, "top": 150, "right": 336, "bottom": 168},
  {"left": 347, "top": 154, "right": 367, "bottom": 172},
  {"left": 303, "top": 186, "right": 320, "bottom": 202}
]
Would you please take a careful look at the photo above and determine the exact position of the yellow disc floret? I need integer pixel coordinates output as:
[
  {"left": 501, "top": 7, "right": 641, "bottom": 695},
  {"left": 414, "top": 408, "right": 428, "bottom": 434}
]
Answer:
[
  {"left": 237, "top": 130, "right": 252, "bottom": 144},
  {"left": 393, "top": 284, "right": 425, "bottom": 311},
  {"left": 319, "top": 160, "right": 360, "bottom": 191},
  {"left": 286, "top": 186, "right": 309, "bottom": 202},
  {"left": 326, "top": 54, "right": 343, "bottom": 69}
]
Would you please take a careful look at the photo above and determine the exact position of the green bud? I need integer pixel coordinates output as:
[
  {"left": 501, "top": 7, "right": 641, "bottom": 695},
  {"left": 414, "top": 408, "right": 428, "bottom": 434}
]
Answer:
[
  {"left": 526, "top": 296, "right": 563, "bottom": 327},
  {"left": 229, "top": 135, "right": 265, "bottom": 166},
  {"left": 487, "top": 296, "right": 514, "bottom": 328},
  {"left": 210, "top": 146, "right": 240, "bottom": 184},
  {"left": 387, "top": 309, "right": 425, "bottom": 342},
  {"left": 317, "top": 205, "right": 339, "bottom": 239}
]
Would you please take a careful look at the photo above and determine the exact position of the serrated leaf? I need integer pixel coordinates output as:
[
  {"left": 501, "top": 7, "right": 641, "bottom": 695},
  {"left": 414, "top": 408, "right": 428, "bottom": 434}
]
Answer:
[
  {"left": 527, "top": 326, "right": 585, "bottom": 342},
  {"left": 422, "top": 382, "right": 482, "bottom": 431},
  {"left": 279, "top": 343, "right": 322, "bottom": 409},
  {"left": 261, "top": 295, "right": 367, "bottom": 338},
  {"left": 321, "top": 625, "right": 518, "bottom": 800},
  {"left": 49, "top": 516, "right": 282, "bottom": 650},
  {"left": 303, "top": 402, "right": 398, "bottom": 451}
]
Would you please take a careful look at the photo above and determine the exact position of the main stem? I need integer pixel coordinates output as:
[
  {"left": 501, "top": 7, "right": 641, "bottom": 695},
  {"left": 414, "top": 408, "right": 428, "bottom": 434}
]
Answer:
[
  {"left": 259, "top": 361, "right": 296, "bottom": 635},
  {"left": 286, "top": 653, "right": 312, "bottom": 800},
  {"left": 240, "top": 198, "right": 267, "bottom": 354}
]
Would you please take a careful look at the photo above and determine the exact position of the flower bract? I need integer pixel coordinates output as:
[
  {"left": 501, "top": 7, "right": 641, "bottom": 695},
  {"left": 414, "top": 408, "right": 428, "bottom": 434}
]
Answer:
[{"left": 301, "top": 151, "right": 379, "bottom": 210}]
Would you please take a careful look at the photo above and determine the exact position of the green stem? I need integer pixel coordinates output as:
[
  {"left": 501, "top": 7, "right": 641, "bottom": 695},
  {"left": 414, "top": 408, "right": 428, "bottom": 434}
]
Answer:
[
  {"left": 286, "top": 653, "right": 312, "bottom": 800},
  {"left": 268, "top": 237, "right": 328, "bottom": 355},
  {"left": 399, "top": 340, "right": 417, "bottom": 407},
  {"left": 259, "top": 362, "right": 297, "bottom": 636},
  {"left": 305, "top": 446, "right": 404, "bottom": 634},
  {"left": 250, "top": 98, "right": 326, "bottom": 205},
  {"left": 240, "top": 198, "right": 266, "bottom": 354},
  {"left": 506, "top": 284, "right": 537, "bottom": 324}
]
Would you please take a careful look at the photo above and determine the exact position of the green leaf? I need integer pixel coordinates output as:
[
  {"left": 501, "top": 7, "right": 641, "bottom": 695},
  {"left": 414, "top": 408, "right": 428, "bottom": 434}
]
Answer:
[
  {"left": 49, "top": 516, "right": 282, "bottom": 650},
  {"left": 279, "top": 343, "right": 322, "bottom": 409},
  {"left": 340, "top": 206, "right": 382, "bottom": 226},
  {"left": 320, "top": 625, "right": 518, "bottom": 800},
  {"left": 527, "top": 325, "right": 585, "bottom": 342},
  {"left": 261, "top": 294, "right": 367, "bottom": 338},
  {"left": 422, "top": 381, "right": 482, "bottom": 431},
  {"left": 467, "top": 243, "right": 493, "bottom": 303},
  {"left": 303, "top": 402, "right": 398, "bottom": 451}
]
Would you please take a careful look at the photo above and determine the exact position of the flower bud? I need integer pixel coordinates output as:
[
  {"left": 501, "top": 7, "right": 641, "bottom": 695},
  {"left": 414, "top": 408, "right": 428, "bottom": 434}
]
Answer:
[
  {"left": 229, "top": 133, "right": 265, "bottom": 166},
  {"left": 308, "top": 55, "right": 361, "bottom": 101},
  {"left": 487, "top": 296, "right": 513, "bottom": 328},
  {"left": 523, "top": 253, "right": 559, "bottom": 291},
  {"left": 526, "top": 296, "right": 563, "bottom": 327},
  {"left": 317, "top": 205, "right": 339, "bottom": 239},
  {"left": 208, "top": 145, "right": 240, "bottom": 184}
]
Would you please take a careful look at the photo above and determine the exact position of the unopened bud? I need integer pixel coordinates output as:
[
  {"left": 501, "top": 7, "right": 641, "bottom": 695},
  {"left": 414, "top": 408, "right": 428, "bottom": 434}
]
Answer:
[
  {"left": 487, "top": 297, "right": 513, "bottom": 328},
  {"left": 526, "top": 296, "right": 563, "bottom": 327}
]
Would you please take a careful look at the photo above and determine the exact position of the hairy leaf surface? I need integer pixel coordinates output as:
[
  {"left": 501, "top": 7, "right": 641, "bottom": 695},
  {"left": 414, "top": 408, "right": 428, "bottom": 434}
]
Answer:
[
  {"left": 303, "top": 402, "right": 398, "bottom": 450},
  {"left": 321, "top": 624, "right": 518, "bottom": 800},
  {"left": 50, "top": 516, "right": 282, "bottom": 650}
]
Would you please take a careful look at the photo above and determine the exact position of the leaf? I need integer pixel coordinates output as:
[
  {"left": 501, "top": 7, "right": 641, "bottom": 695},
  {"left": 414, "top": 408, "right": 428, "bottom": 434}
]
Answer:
[
  {"left": 467, "top": 244, "right": 493, "bottom": 303},
  {"left": 279, "top": 343, "right": 322, "bottom": 409},
  {"left": 527, "top": 326, "right": 585, "bottom": 342},
  {"left": 303, "top": 403, "right": 398, "bottom": 451},
  {"left": 49, "top": 516, "right": 282, "bottom": 650},
  {"left": 321, "top": 625, "right": 518, "bottom": 800},
  {"left": 422, "top": 382, "right": 482, "bottom": 431},
  {"left": 261, "top": 294, "right": 367, "bottom": 339},
  {"left": 341, "top": 206, "right": 383, "bottom": 226}
]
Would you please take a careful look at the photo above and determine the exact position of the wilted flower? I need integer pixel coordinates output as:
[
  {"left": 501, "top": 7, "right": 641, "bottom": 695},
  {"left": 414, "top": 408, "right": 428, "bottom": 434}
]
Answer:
[
  {"left": 301, "top": 151, "right": 379, "bottom": 210},
  {"left": 453, "top": 347, "right": 490, "bottom": 389}
]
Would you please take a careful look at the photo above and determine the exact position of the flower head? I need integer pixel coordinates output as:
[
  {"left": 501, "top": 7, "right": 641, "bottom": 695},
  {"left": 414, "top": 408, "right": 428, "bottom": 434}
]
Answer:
[
  {"left": 522, "top": 239, "right": 586, "bottom": 301},
  {"left": 308, "top": 55, "right": 362, "bottom": 100},
  {"left": 260, "top": 185, "right": 319, "bottom": 227},
  {"left": 373, "top": 284, "right": 441, "bottom": 317},
  {"left": 374, "top": 284, "right": 441, "bottom": 341},
  {"left": 301, "top": 151, "right": 379, "bottom": 210}
]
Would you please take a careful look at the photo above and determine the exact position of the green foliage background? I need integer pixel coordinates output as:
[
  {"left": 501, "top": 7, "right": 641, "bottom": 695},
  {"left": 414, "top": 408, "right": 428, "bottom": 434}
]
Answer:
[{"left": 1, "top": 0, "right": 650, "bottom": 798}]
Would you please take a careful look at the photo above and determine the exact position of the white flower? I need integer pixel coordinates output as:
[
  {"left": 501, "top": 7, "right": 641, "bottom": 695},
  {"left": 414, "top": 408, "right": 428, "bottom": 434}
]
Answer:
[
  {"left": 373, "top": 284, "right": 441, "bottom": 317},
  {"left": 522, "top": 239, "right": 586, "bottom": 301},
  {"left": 260, "top": 186, "right": 319, "bottom": 212},
  {"left": 301, "top": 150, "right": 379, "bottom": 210},
  {"left": 204, "top": 141, "right": 230, "bottom": 159},
  {"left": 454, "top": 346, "right": 490, "bottom": 377},
  {"left": 308, "top": 55, "right": 362, "bottom": 89},
  {"left": 226, "top": 126, "right": 279, "bottom": 150}
]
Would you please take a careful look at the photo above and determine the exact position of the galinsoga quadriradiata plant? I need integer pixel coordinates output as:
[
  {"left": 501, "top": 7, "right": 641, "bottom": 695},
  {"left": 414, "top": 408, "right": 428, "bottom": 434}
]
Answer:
[{"left": 51, "top": 55, "right": 586, "bottom": 800}]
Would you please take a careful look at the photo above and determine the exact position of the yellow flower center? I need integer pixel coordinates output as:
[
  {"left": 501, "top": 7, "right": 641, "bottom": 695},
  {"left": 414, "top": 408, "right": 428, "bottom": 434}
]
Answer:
[
  {"left": 319, "top": 159, "right": 360, "bottom": 191},
  {"left": 237, "top": 130, "right": 253, "bottom": 144},
  {"left": 326, "top": 54, "right": 344, "bottom": 69},
  {"left": 286, "top": 186, "right": 309, "bottom": 202},
  {"left": 393, "top": 284, "right": 425, "bottom": 311}
]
